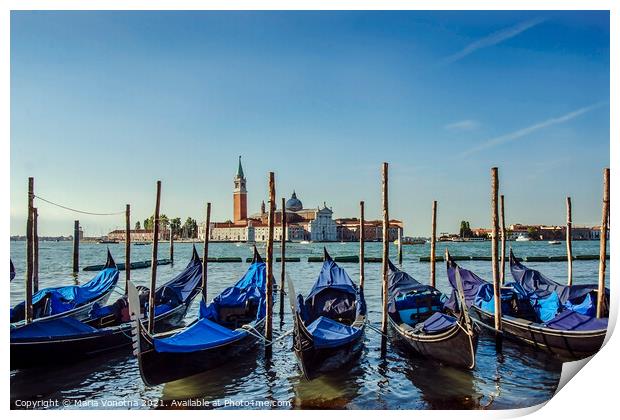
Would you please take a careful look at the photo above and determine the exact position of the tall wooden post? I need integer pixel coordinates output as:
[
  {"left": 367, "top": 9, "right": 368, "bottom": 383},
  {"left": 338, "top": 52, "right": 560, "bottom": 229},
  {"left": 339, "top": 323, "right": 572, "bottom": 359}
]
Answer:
[
  {"left": 596, "top": 168, "right": 609, "bottom": 319},
  {"left": 265, "top": 172, "right": 275, "bottom": 343},
  {"left": 566, "top": 197, "right": 573, "bottom": 286},
  {"left": 359, "top": 201, "right": 365, "bottom": 290},
  {"left": 25, "top": 177, "right": 34, "bottom": 324},
  {"left": 202, "top": 203, "right": 211, "bottom": 302},
  {"left": 33, "top": 207, "right": 39, "bottom": 294},
  {"left": 499, "top": 195, "right": 506, "bottom": 285},
  {"left": 169, "top": 225, "right": 174, "bottom": 265},
  {"left": 148, "top": 181, "right": 161, "bottom": 334},
  {"left": 279, "top": 197, "right": 286, "bottom": 317},
  {"left": 72, "top": 220, "right": 80, "bottom": 273},
  {"left": 397, "top": 228, "right": 403, "bottom": 265},
  {"left": 125, "top": 204, "right": 131, "bottom": 294},
  {"left": 490, "top": 168, "right": 502, "bottom": 340},
  {"left": 381, "top": 163, "right": 389, "bottom": 335},
  {"left": 430, "top": 200, "right": 437, "bottom": 288}
]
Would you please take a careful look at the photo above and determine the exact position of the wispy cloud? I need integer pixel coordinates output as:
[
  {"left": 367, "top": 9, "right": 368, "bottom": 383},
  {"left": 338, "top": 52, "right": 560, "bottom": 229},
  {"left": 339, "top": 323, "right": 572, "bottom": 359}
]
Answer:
[
  {"left": 460, "top": 102, "right": 607, "bottom": 158},
  {"left": 445, "top": 119, "right": 480, "bottom": 132},
  {"left": 443, "top": 17, "right": 545, "bottom": 65}
]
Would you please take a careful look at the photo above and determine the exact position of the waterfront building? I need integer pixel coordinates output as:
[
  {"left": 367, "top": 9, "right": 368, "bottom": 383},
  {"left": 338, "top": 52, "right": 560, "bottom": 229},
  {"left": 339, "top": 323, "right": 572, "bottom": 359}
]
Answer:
[
  {"left": 107, "top": 229, "right": 167, "bottom": 242},
  {"left": 335, "top": 218, "right": 403, "bottom": 242},
  {"left": 198, "top": 158, "right": 342, "bottom": 242}
]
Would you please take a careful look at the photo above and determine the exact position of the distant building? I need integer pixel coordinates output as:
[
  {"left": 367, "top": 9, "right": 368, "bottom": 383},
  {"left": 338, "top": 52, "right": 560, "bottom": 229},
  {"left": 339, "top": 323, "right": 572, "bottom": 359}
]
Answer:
[
  {"left": 198, "top": 158, "right": 395, "bottom": 242},
  {"left": 107, "top": 229, "right": 167, "bottom": 242},
  {"left": 335, "top": 218, "right": 403, "bottom": 242}
]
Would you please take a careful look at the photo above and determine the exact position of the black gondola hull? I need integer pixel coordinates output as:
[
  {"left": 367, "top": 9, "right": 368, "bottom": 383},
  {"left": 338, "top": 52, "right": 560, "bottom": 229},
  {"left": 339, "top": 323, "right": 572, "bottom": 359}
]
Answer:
[
  {"left": 10, "top": 301, "right": 190, "bottom": 370},
  {"left": 293, "top": 312, "right": 366, "bottom": 380},
  {"left": 471, "top": 306, "right": 606, "bottom": 360},
  {"left": 136, "top": 318, "right": 265, "bottom": 387},
  {"left": 388, "top": 316, "right": 478, "bottom": 370}
]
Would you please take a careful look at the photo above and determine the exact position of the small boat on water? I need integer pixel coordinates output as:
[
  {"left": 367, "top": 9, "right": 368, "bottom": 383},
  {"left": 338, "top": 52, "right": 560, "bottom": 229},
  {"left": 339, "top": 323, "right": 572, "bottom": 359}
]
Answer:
[
  {"left": 387, "top": 260, "right": 478, "bottom": 370},
  {"left": 10, "top": 248, "right": 203, "bottom": 369},
  {"left": 445, "top": 250, "right": 608, "bottom": 360},
  {"left": 98, "top": 239, "right": 119, "bottom": 244},
  {"left": 300, "top": 240, "right": 311, "bottom": 245},
  {"left": 82, "top": 258, "right": 171, "bottom": 272},
  {"left": 515, "top": 234, "right": 531, "bottom": 242},
  {"left": 291, "top": 248, "right": 366, "bottom": 379},
  {"left": 395, "top": 237, "right": 426, "bottom": 245},
  {"left": 130, "top": 246, "right": 268, "bottom": 386},
  {"left": 548, "top": 240, "right": 561, "bottom": 245},
  {"left": 10, "top": 251, "right": 119, "bottom": 327}
]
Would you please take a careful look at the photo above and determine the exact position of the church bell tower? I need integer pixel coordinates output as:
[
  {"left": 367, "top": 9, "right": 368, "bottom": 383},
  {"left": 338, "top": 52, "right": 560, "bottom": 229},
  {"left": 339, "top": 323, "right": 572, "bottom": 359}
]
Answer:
[{"left": 233, "top": 156, "right": 247, "bottom": 223}]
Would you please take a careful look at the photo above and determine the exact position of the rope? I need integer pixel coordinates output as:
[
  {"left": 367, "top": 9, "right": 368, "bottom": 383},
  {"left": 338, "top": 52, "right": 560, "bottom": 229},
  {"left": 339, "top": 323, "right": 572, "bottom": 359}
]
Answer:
[
  {"left": 33, "top": 194, "right": 125, "bottom": 216},
  {"left": 366, "top": 321, "right": 389, "bottom": 338},
  {"left": 239, "top": 324, "right": 294, "bottom": 347}
]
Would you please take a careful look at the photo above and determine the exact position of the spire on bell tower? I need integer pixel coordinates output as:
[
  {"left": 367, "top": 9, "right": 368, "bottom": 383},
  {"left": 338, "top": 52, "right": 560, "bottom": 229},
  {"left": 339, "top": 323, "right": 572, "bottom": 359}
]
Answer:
[{"left": 233, "top": 156, "right": 248, "bottom": 223}]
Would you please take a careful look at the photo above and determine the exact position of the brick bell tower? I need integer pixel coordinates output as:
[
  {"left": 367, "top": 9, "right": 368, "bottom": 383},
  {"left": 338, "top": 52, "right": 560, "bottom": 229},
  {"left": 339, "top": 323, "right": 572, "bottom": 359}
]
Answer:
[{"left": 233, "top": 156, "right": 247, "bottom": 223}]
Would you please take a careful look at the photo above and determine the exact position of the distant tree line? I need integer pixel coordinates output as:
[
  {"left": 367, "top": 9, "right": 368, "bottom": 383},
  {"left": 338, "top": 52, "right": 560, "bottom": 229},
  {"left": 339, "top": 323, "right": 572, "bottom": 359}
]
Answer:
[
  {"left": 138, "top": 215, "right": 199, "bottom": 239},
  {"left": 459, "top": 221, "right": 473, "bottom": 238}
]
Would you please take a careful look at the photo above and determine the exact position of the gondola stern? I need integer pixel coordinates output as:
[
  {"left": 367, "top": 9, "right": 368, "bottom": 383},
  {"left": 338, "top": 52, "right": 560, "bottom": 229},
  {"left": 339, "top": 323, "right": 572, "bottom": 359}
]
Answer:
[{"left": 323, "top": 247, "right": 332, "bottom": 262}]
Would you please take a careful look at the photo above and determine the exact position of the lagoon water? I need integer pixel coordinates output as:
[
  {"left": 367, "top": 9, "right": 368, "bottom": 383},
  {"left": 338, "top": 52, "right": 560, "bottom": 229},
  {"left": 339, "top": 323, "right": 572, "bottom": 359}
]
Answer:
[{"left": 10, "top": 240, "right": 610, "bottom": 410}]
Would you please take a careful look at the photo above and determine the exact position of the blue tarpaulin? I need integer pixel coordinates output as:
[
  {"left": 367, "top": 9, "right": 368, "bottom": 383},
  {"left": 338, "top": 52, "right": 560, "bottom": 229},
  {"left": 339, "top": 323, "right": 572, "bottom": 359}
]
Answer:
[
  {"left": 546, "top": 310, "right": 608, "bottom": 331},
  {"left": 10, "top": 264, "right": 119, "bottom": 322},
  {"left": 11, "top": 317, "right": 98, "bottom": 340},
  {"left": 154, "top": 317, "right": 245, "bottom": 353},
  {"left": 306, "top": 316, "right": 362, "bottom": 349},
  {"left": 154, "top": 256, "right": 266, "bottom": 353},
  {"left": 565, "top": 292, "right": 596, "bottom": 317},
  {"left": 529, "top": 290, "right": 561, "bottom": 323},
  {"left": 421, "top": 312, "right": 457, "bottom": 334}
]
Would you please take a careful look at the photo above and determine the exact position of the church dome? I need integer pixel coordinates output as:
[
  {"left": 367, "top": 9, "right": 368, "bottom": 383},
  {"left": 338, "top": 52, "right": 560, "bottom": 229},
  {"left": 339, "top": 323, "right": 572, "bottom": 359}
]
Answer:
[{"left": 285, "top": 191, "right": 303, "bottom": 212}]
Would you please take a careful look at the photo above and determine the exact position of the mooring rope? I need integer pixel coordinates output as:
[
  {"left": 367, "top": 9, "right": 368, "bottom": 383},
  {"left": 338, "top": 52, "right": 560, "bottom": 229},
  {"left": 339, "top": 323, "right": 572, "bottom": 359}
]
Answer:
[
  {"left": 240, "top": 324, "right": 294, "bottom": 347},
  {"left": 366, "top": 321, "right": 389, "bottom": 338},
  {"left": 33, "top": 194, "right": 125, "bottom": 216}
]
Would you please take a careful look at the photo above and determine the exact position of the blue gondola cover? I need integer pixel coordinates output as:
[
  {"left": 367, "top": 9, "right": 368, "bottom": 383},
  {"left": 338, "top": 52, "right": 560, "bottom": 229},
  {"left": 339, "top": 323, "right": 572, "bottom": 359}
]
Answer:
[
  {"left": 421, "top": 312, "right": 457, "bottom": 334},
  {"left": 10, "top": 266, "right": 119, "bottom": 322},
  {"left": 11, "top": 317, "right": 99, "bottom": 340},
  {"left": 153, "top": 258, "right": 266, "bottom": 353},
  {"left": 306, "top": 316, "right": 362, "bottom": 349},
  {"left": 546, "top": 310, "right": 608, "bottom": 331}
]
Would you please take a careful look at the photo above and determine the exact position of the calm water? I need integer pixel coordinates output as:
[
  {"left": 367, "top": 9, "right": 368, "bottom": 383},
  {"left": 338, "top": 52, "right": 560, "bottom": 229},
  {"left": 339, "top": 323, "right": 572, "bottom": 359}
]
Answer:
[{"left": 9, "top": 240, "right": 610, "bottom": 410}]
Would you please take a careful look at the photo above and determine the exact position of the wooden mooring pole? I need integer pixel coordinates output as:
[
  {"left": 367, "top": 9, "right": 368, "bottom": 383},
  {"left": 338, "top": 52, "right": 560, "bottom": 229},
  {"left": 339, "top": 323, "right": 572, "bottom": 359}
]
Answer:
[
  {"left": 359, "top": 201, "right": 365, "bottom": 290},
  {"left": 202, "top": 203, "right": 211, "bottom": 303},
  {"left": 169, "top": 225, "right": 174, "bottom": 265},
  {"left": 33, "top": 207, "right": 39, "bottom": 294},
  {"left": 25, "top": 177, "right": 34, "bottom": 324},
  {"left": 490, "top": 168, "right": 502, "bottom": 347},
  {"left": 125, "top": 204, "right": 131, "bottom": 294},
  {"left": 596, "top": 168, "right": 609, "bottom": 319},
  {"left": 566, "top": 197, "right": 573, "bottom": 286},
  {"left": 148, "top": 181, "right": 161, "bottom": 334},
  {"left": 500, "top": 195, "right": 506, "bottom": 285},
  {"left": 73, "top": 220, "right": 80, "bottom": 273},
  {"left": 279, "top": 197, "right": 286, "bottom": 317},
  {"left": 430, "top": 200, "right": 437, "bottom": 288},
  {"left": 397, "top": 228, "right": 403, "bottom": 265},
  {"left": 265, "top": 172, "right": 275, "bottom": 344},
  {"left": 381, "top": 162, "right": 389, "bottom": 336}
]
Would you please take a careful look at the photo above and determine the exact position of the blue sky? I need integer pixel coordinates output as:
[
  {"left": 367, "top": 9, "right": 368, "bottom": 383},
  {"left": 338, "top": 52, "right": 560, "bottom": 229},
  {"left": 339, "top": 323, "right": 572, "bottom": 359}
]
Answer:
[{"left": 10, "top": 11, "right": 609, "bottom": 236}]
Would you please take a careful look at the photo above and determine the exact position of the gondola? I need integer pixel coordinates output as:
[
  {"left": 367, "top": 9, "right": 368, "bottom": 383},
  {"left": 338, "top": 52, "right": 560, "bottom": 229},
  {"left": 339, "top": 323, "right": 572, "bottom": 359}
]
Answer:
[
  {"left": 291, "top": 248, "right": 366, "bottom": 379},
  {"left": 10, "top": 250, "right": 119, "bottom": 327},
  {"left": 10, "top": 247, "right": 203, "bottom": 369},
  {"left": 445, "top": 250, "right": 608, "bottom": 360},
  {"left": 10, "top": 259, "right": 15, "bottom": 281},
  {"left": 387, "top": 260, "right": 478, "bottom": 370},
  {"left": 129, "top": 246, "right": 267, "bottom": 386}
]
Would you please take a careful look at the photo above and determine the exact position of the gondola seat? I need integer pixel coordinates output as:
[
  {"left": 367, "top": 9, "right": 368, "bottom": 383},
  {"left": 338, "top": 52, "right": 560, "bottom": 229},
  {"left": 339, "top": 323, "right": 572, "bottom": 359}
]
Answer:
[{"left": 306, "top": 289, "right": 357, "bottom": 326}]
